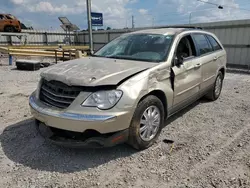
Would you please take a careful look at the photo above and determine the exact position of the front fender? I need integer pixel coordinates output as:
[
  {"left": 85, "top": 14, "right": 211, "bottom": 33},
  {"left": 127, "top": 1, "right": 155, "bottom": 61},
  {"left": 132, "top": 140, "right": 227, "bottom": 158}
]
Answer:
[{"left": 116, "top": 68, "right": 174, "bottom": 112}]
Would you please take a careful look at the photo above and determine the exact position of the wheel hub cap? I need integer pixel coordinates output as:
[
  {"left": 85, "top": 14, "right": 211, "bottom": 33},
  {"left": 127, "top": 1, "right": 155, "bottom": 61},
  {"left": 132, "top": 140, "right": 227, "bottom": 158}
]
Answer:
[
  {"left": 139, "top": 106, "right": 161, "bottom": 142},
  {"left": 215, "top": 76, "right": 222, "bottom": 96}
]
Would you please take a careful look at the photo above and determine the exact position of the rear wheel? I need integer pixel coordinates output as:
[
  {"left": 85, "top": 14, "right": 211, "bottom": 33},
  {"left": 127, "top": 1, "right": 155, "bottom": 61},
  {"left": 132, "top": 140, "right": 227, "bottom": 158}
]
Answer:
[
  {"left": 127, "top": 95, "right": 164, "bottom": 150},
  {"left": 205, "top": 71, "right": 223, "bottom": 101},
  {"left": 4, "top": 26, "right": 15, "bottom": 32}
]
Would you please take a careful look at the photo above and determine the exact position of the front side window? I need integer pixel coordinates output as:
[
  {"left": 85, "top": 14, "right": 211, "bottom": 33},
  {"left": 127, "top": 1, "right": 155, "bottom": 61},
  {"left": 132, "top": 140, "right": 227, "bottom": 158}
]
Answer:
[
  {"left": 207, "top": 35, "right": 222, "bottom": 51},
  {"left": 94, "top": 34, "right": 174, "bottom": 62},
  {"left": 176, "top": 35, "right": 196, "bottom": 60},
  {"left": 193, "top": 34, "right": 213, "bottom": 55}
]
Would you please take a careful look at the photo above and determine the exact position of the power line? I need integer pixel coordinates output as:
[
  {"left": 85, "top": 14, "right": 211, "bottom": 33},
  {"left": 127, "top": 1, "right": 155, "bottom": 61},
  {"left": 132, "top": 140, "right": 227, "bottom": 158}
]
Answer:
[
  {"left": 197, "top": 0, "right": 250, "bottom": 12},
  {"left": 135, "top": 8, "right": 217, "bottom": 21},
  {"left": 197, "top": 0, "right": 218, "bottom": 6},
  {"left": 127, "top": 0, "right": 250, "bottom": 28},
  {"left": 134, "top": 8, "right": 218, "bottom": 26}
]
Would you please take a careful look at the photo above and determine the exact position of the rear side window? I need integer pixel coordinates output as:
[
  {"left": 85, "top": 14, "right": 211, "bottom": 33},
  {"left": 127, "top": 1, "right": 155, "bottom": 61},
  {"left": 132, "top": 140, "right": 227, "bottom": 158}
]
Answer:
[
  {"left": 5, "top": 15, "right": 14, "bottom": 20},
  {"left": 192, "top": 34, "right": 213, "bottom": 55},
  {"left": 207, "top": 35, "right": 222, "bottom": 51}
]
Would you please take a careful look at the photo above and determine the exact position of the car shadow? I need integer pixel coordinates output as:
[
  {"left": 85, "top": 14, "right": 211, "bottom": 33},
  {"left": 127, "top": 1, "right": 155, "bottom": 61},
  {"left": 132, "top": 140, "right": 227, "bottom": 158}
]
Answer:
[
  {"left": 0, "top": 119, "right": 136, "bottom": 173},
  {"left": 0, "top": 98, "right": 209, "bottom": 173}
]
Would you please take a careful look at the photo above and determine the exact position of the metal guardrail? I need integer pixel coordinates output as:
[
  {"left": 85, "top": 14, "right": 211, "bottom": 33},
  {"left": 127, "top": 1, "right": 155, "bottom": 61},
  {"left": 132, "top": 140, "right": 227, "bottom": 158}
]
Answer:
[
  {"left": 0, "top": 32, "right": 29, "bottom": 36},
  {"left": 3, "top": 45, "right": 89, "bottom": 50},
  {"left": 0, "top": 30, "right": 74, "bottom": 46},
  {"left": 0, "top": 45, "right": 89, "bottom": 65},
  {"left": 0, "top": 32, "right": 29, "bottom": 45}
]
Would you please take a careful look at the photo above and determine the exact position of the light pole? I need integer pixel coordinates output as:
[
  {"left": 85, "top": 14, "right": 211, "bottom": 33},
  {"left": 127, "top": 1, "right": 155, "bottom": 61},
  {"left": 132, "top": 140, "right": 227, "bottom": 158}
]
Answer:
[
  {"left": 132, "top": 15, "right": 135, "bottom": 28},
  {"left": 86, "top": 0, "right": 93, "bottom": 54},
  {"left": 189, "top": 6, "right": 223, "bottom": 24}
]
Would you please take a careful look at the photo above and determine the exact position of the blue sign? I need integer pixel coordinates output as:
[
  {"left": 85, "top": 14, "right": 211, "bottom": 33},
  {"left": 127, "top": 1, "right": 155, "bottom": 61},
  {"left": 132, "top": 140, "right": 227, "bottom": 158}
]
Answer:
[{"left": 91, "top": 12, "right": 103, "bottom": 26}]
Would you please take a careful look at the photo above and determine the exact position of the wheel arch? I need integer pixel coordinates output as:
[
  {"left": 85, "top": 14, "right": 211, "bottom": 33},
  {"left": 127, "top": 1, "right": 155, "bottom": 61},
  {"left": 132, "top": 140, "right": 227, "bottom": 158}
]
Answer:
[
  {"left": 138, "top": 90, "right": 168, "bottom": 119},
  {"left": 219, "top": 67, "right": 226, "bottom": 79}
]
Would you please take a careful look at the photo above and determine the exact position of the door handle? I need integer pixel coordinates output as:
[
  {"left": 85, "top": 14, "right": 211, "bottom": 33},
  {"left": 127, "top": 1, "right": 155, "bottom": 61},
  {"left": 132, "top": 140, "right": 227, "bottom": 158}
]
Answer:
[
  {"left": 213, "top": 57, "right": 218, "bottom": 61},
  {"left": 194, "top": 63, "right": 201, "bottom": 69}
]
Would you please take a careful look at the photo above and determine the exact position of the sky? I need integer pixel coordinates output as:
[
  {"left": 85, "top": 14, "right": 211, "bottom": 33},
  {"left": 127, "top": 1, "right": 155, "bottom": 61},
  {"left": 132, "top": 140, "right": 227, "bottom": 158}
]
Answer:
[{"left": 1, "top": 0, "right": 250, "bottom": 30}]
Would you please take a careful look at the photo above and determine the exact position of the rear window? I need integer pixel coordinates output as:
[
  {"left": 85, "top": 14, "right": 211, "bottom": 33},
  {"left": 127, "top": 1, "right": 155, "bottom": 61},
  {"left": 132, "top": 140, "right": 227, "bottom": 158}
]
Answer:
[
  {"left": 193, "top": 34, "right": 213, "bottom": 55},
  {"left": 207, "top": 35, "right": 222, "bottom": 51}
]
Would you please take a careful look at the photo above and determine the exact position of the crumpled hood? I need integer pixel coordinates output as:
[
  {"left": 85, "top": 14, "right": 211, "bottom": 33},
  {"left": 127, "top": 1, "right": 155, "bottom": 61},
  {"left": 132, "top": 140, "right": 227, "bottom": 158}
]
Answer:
[{"left": 41, "top": 57, "right": 156, "bottom": 86}]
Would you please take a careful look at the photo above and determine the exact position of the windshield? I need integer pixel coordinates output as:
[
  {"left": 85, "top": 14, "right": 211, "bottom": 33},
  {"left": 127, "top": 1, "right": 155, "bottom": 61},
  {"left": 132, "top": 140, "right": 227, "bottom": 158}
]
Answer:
[{"left": 94, "top": 34, "right": 174, "bottom": 62}]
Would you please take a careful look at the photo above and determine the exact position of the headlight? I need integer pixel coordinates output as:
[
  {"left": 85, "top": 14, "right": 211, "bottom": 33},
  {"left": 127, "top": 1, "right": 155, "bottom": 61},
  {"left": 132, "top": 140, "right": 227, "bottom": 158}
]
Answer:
[
  {"left": 82, "top": 90, "right": 123, "bottom": 110},
  {"left": 35, "top": 89, "right": 39, "bottom": 98},
  {"left": 35, "top": 79, "right": 43, "bottom": 98}
]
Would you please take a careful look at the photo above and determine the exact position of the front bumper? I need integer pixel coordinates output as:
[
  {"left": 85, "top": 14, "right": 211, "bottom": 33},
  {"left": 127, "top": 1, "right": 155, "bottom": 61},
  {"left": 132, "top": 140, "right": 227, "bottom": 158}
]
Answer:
[
  {"left": 36, "top": 120, "right": 129, "bottom": 148},
  {"left": 29, "top": 93, "right": 133, "bottom": 134}
]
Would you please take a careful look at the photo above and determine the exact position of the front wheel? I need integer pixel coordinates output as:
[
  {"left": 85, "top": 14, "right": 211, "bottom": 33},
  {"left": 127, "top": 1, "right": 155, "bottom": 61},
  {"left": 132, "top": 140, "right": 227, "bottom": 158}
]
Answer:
[
  {"left": 127, "top": 95, "right": 164, "bottom": 150},
  {"left": 205, "top": 71, "right": 223, "bottom": 101}
]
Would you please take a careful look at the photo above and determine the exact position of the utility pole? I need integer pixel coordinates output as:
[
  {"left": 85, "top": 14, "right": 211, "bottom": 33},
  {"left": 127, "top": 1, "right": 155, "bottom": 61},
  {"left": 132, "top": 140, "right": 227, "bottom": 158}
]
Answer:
[
  {"left": 86, "top": 0, "right": 93, "bottom": 54},
  {"left": 132, "top": 15, "right": 135, "bottom": 29}
]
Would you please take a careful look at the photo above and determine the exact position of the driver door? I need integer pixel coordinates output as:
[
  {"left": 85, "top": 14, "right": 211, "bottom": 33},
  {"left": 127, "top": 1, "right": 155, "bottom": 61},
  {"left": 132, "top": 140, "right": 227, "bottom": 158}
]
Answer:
[{"left": 171, "top": 35, "right": 202, "bottom": 108}]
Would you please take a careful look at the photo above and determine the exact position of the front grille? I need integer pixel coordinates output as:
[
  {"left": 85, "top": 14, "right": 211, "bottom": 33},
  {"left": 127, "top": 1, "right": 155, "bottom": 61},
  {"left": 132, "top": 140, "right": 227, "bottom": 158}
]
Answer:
[{"left": 40, "top": 79, "right": 82, "bottom": 109}]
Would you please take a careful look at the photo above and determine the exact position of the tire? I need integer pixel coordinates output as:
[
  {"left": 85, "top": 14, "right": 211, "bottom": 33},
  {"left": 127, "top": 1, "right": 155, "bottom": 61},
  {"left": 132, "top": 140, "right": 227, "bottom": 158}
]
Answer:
[
  {"left": 127, "top": 95, "right": 164, "bottom": 150},
  {"left": 4, "top": 26, "right": 15, "bottom": 32},
  {"left": 205, "top": 71, "right": 223, "bottom": 101}
]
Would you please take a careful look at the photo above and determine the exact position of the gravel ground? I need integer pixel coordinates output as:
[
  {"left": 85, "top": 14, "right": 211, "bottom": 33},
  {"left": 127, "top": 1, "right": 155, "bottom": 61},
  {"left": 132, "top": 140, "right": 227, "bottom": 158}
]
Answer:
[{"left": 0, "top": 61, "right": 250, "bottom": 188}]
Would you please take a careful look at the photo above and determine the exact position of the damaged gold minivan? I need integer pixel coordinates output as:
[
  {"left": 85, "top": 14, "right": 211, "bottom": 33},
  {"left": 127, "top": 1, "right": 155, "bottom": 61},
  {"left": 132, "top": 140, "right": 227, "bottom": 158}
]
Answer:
[{"left": 29, "top": 27, "right": 226, "bottom": 150}]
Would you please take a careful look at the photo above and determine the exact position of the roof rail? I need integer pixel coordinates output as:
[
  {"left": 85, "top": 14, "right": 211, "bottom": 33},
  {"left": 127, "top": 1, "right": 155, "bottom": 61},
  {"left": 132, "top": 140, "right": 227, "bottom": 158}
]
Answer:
[{"left": 156, "top": 26, "right": 203, "bottom": 30}]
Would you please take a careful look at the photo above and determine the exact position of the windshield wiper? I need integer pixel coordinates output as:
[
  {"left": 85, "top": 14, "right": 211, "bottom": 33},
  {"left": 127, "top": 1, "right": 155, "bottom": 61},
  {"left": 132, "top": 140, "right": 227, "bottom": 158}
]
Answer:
[
  {"left": 94, "top": 55, "right": 159, "bottom": 63},
  {"left": 106, "top": 55, "right": 126, "bottom": 59},
  {"left": 107, "top": 56, "right": 159, "bottom": 63},
  {"left": 91, "top": 55, "right": 122, "bottom": 59},
  {"left": 91, "top": 54, "right": 100, "bottom": 57}
]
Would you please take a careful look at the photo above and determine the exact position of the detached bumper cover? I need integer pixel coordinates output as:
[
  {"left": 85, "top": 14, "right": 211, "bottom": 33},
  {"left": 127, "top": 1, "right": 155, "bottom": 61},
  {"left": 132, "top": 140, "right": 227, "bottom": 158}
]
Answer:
[
  {"left": 36, "top": 121, "right": 129, "bottom": 148},
  {"left": 29, "top": 95, "right": 115, "bottom": 121}
]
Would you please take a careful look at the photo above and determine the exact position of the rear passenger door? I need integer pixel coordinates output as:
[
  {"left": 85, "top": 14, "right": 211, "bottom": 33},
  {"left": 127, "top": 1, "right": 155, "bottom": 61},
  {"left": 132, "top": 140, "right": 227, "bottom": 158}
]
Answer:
[{"left": 192, "top": 34, "right": 219, "bottom": 91}]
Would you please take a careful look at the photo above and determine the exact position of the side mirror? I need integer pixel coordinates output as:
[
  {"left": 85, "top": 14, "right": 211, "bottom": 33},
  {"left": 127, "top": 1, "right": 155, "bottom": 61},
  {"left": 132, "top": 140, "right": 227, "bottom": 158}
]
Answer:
[{"left": 174, "top": 56, "right": 184, "bottom": 66}]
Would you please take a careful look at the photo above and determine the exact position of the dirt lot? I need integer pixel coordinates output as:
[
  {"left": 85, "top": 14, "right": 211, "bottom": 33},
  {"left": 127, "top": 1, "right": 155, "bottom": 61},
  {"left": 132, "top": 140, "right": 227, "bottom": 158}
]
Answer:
[{"left": 0, "top": 61, "right": 250, "bottom": 188}]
